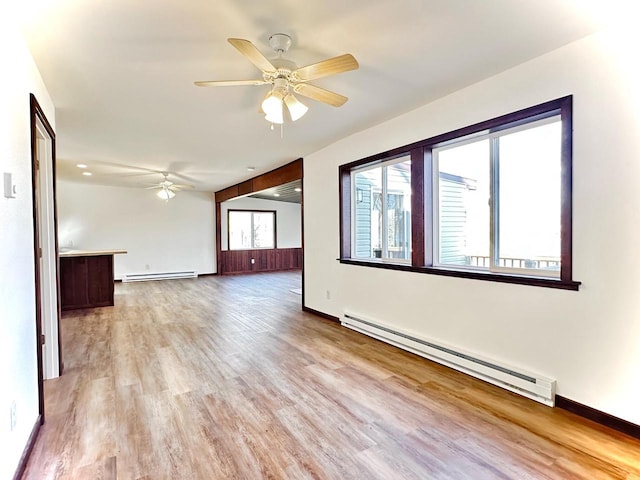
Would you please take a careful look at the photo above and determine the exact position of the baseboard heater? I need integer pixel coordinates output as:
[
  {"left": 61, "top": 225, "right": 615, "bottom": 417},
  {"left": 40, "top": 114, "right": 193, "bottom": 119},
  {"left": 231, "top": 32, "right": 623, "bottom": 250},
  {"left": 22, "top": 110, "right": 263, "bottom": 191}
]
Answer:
[
  {"left": 342, "top": 312, "right": 556, "bottom": 407},
  {"left": 122, "top": 271, "right": 197, "bottom": 282}
]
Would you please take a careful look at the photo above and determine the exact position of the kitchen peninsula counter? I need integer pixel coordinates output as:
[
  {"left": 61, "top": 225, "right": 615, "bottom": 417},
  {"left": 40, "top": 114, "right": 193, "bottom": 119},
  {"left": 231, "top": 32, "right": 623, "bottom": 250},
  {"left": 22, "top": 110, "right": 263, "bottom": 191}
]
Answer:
[{"left": 59, "top": 249, "right": 127, "bottom": 310}]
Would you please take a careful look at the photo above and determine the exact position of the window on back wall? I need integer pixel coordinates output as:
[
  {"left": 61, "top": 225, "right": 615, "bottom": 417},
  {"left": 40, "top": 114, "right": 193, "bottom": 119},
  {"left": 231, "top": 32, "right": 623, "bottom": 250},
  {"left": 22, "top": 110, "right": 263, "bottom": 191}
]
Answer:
[
  {"left": 339, "top": 96, "right": 579, "bottom": 290},
  {"left": 228, "top": 210, "right": 276, "bottom": 250},
  {"left": 352, "top": 156, "right": 412, "bottom": 262}
]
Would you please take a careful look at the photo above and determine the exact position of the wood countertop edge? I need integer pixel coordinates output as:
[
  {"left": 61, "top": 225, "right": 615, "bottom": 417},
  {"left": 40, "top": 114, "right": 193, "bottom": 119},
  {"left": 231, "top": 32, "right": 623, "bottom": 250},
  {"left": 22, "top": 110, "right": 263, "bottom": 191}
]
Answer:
[{"left": 59, "top": 249, "right": 128, "bottom": 257}]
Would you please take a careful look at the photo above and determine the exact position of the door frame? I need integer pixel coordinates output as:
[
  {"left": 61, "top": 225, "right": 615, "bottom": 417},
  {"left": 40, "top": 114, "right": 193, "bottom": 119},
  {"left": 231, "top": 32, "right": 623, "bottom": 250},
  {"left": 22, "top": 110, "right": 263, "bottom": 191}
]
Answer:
[{"left": 30, "top": 93, "right": 61, "bottom": 422}]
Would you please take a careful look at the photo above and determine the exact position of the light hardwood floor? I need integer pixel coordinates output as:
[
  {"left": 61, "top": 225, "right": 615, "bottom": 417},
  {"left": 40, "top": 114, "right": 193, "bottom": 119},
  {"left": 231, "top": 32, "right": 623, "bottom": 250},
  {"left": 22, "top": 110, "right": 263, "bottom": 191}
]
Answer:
[{"left": 23, "top": 271, "right": 640, "bottom": 479}]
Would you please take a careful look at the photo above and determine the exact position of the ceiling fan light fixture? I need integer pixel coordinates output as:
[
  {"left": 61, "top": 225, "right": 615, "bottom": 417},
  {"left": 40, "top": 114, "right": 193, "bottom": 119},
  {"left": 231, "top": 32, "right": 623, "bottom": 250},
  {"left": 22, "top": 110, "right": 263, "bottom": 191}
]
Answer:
[
  {"left": 263, "top": 90, "right": 284, "bottom": 124},
  {"left": 264, "top": 108, "right": 284, "bottom": 125},
  {"left": 157, "top": 188, "right": 175, "bottom": 200},
  {"left": 284, "top": 93, "right": 308, "bottom": 121}
]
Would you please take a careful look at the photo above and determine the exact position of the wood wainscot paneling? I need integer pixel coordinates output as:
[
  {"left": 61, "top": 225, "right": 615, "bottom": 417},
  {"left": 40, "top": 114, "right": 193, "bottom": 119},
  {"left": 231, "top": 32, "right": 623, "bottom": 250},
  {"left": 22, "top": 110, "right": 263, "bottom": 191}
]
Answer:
[{"left": 220, "top": 248, "right": 302, "bottom": 275}]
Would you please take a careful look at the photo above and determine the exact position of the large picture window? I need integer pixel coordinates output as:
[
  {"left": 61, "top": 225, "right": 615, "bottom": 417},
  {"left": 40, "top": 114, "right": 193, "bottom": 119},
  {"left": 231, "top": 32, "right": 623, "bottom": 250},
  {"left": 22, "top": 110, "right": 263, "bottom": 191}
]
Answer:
[
  {"left": 339, "top": 96, "right": 579, "bottom": 290},
  {"left": 228, "top": 210, "right": 276, "bottom": 250},
  {"left": 434, "top": 116, "right": 561, "bottom": 277}
]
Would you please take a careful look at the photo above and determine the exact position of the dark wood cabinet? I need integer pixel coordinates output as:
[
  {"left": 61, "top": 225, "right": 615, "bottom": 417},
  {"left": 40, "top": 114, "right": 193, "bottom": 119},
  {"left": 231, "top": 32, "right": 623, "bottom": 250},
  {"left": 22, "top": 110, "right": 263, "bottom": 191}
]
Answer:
[{"left": 60, "top": 254, "right": 116, "bottom": 310}]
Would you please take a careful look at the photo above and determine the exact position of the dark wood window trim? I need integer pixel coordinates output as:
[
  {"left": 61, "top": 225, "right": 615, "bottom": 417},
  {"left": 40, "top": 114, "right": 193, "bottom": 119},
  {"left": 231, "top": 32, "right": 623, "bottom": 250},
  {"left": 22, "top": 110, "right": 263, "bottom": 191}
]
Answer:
[
  {"left": 227, "top": 209, "right": 277, "bottom": 250},
  {"left": 339, "top": 258, "right": 580, "bottom": 290},
  {"left": 339, "top": 96, "right": 580, "bottom": 291}
]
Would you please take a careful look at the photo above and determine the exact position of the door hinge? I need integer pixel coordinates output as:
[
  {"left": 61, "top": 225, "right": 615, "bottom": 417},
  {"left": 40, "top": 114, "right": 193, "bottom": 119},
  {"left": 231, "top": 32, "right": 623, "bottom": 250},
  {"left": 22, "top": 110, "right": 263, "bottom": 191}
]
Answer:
[
  {"left": 41, "top": 334, "right": 45, "bottom": 345},
  {"left": 38, "top": 247, "right": 43, "bottom": 258},
  {"left": 35, "top": 159, "right": 40, "bottom": 170}
]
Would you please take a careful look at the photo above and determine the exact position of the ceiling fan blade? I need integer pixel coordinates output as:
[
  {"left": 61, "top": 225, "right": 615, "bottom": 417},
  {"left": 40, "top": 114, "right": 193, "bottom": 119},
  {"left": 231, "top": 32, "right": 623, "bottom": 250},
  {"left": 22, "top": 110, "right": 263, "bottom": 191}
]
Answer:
[
  {"left": 170, "top": 184, "right": 194, "bottom": 191},
  {"left": 294, "top": 54, "right": 359, "bottom": 82},
  {"left": 169, "top": 172, "right": 199, "bottom": 183},
  {"left": 294, "top": 83, "right": 348, "bottom": 107},
  {"left": 194, "top": 79, "right": 268, "bottom": 87},
  {"left": 228, "top": 38, "right": 277, "bottom": 74},
  {"left": 144, "top": 185, "right": 162, "bottom": 190}
]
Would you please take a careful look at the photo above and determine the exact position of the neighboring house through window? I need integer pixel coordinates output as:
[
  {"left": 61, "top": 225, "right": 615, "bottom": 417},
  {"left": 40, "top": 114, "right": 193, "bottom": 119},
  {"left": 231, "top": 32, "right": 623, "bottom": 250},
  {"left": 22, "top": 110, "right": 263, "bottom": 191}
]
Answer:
[
  {"left": 339, "top": 96, "right": 579, "bottom": 290},
  {"left": 352, "top": 155, "right": 412, "bottom": 262}
]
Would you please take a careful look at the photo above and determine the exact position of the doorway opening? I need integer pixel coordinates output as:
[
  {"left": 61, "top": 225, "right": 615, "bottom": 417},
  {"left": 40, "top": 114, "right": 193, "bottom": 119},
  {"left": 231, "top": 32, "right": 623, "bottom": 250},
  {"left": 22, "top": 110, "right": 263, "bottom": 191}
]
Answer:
[
  {"left": 214, "top": 159, "right": 304, "bottom": 306},
  {"left": 30, "top": 94, "right": 61, "bottom": 421}
]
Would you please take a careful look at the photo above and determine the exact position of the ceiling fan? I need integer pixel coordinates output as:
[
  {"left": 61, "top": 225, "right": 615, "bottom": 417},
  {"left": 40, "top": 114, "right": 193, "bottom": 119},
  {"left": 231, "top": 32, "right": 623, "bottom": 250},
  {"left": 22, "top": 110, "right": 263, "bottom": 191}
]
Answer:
[
  {"left": 145, "top": 172, "right": 193, "bottom": 201},
  {"left": 195, "top": 34, "right": 359, "bottom": 124}
]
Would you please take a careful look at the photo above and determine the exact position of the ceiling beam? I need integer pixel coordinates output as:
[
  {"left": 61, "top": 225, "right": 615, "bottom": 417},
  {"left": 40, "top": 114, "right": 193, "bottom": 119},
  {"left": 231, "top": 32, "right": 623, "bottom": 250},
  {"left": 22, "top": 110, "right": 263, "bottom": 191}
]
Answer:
[{"left": 214, "top": 158, "right": 302, "bottom": 203}]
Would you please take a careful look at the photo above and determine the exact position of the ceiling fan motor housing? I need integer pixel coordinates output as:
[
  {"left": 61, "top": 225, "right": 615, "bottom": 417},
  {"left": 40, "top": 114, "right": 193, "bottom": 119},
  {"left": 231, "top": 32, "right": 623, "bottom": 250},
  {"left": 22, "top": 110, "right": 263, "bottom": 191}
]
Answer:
[{"left": 273, "top": 77, "right": 289, "bottom": 93}]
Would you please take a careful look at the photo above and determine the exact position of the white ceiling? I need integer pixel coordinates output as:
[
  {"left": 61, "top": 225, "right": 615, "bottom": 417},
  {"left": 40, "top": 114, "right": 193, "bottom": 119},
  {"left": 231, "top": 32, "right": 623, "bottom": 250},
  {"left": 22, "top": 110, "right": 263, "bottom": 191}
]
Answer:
[{"left": 20, "top": 0, "right": 608, "bottom": 193}]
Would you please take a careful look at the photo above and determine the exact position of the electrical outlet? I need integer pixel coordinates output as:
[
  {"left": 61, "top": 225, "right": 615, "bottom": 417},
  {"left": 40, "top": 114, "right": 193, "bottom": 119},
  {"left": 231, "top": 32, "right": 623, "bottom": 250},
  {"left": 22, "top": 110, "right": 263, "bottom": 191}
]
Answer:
[
  {"left": 326, "top": 290, "right": 331, "bottom": 300},
  {"left": 251, "top": 258, "right": 255, "bottom": 264},
  {"left": 10, "top": 401, "right": 16, "bottom": 431}
]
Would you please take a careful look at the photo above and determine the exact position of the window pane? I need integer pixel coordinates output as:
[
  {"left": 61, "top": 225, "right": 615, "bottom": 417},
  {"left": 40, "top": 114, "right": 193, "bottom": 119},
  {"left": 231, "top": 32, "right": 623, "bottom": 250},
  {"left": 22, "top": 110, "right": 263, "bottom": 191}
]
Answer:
[
  {"left": 229, "top": 211, "right": 252, "bottom": 250},
  {"left": 437, "top": 139, "right": 490, "bottom": 267},
  {"left": 497, "top": 119, "right": 561, "bottom": 273},
  {"left": 386, "top": 159, "right": 412, "bottom": 261},
  {"left": 253, "top": 212, "right": 275, "bottom": 248},
  {"left": 354, "top": 167, "right": 383, "bottom": 258}
]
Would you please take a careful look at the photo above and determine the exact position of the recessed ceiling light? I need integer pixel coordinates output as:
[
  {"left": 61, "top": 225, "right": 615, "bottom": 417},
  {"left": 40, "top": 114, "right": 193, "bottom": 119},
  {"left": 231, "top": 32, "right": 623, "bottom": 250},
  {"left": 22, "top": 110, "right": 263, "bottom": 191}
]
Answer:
[
  {"left": 76, "top": 163, "right": 87, "bottom": 168},
  {"left": 273, "top": 193, "right": 280, "bottom": 197},
  {"left": 82, "top": 172, "right": 92, "bottom": 176},
  {"left": 247, "top": 166, "right": 255, "bottom": 171},
  {"left": 294, "top": 187, "right": 302, "bottom": 192}
]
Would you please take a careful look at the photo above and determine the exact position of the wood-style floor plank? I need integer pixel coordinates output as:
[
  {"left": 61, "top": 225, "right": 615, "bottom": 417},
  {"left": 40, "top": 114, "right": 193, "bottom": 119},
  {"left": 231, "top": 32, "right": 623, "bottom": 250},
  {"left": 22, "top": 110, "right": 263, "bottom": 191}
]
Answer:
[{"left": 22, "top": 271, "right": 640, "bottom": 479}]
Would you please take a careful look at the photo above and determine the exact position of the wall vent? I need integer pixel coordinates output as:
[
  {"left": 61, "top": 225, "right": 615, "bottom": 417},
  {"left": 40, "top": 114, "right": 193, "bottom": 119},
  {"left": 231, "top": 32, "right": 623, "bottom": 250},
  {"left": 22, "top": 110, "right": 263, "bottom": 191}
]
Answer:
[
  {"left": 122, "top": 271, "right": 197, "bottom": 282},
  {"left": 342, "top": 312, "right": 556, "bottom": 406}
]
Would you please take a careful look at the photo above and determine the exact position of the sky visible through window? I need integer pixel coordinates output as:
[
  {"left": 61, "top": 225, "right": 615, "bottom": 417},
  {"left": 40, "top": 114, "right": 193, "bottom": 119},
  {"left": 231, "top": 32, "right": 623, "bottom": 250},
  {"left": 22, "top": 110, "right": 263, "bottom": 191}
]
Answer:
[{"left": 437, "top": 119, "right": 561, "bottom": 265}]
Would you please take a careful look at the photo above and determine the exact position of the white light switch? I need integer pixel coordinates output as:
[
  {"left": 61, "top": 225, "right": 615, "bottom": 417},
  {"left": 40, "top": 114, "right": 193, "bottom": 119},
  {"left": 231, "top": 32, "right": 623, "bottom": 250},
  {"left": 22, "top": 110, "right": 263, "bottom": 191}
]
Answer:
[{"left": 3, "top": 173, "right": 16, "bottom": 199}]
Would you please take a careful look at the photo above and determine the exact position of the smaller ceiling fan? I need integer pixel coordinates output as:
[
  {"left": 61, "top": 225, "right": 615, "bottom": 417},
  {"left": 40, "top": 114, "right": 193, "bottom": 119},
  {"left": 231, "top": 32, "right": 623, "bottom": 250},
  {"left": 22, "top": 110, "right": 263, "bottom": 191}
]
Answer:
[
  {"left": 195, "top": 33, "right": 359, "bottom": 124},
  {"left": 145, "top": 172, "right": 193, "bottom": 201}
]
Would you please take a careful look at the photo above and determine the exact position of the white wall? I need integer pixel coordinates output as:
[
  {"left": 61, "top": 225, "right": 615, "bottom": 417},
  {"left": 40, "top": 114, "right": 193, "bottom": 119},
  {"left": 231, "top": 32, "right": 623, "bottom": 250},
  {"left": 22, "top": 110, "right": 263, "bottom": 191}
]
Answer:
[
  {"left": 0, "top": 16, "right": 56, "bottom": 479},
  {"left": 304, "top": 28, "right": 640, "bottom": 425},
  {"left": 220, "top": 196, "right": 301, "bottom": 250},
  {"left": 57, "top": 181, "right": 216, "bottom": 278}
]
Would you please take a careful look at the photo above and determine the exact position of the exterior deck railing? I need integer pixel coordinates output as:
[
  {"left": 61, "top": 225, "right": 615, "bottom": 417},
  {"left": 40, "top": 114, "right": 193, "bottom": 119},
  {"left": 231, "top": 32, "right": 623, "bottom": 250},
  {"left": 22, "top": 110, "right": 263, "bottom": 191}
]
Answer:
[{"left": 467, "top": 255, "right": 560, "bottom": 270}]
